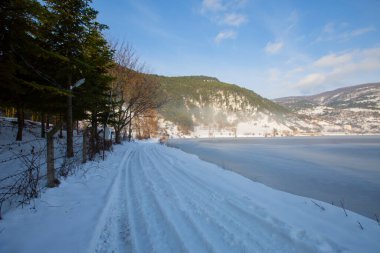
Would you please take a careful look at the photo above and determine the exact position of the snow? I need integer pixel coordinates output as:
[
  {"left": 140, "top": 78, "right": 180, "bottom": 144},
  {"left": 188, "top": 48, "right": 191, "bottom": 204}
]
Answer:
[
  {"left": 298, "top": 106, "right": 332, "bottom": 115},
  {"left": 0, "top": 147, "right": 125, "bottom": 253},
  {"left": 163, "top": 112, "right": 299, "bottom": 138},
  {"left": 0, "top": 117, "right": 83, "bottom": 214},
  {"left": 347, "top": 108, "right": 377, "bottom": 113},
  {"left": 1, "top": 141, "right": 380, "bottom": 253}
]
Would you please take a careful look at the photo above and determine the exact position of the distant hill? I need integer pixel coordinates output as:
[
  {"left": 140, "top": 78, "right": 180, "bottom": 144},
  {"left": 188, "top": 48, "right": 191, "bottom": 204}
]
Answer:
[
  {"left": 274, "top": 83, "right": 380, "bottom": 134},
  {"left": 155, "top": 75, "right": 315, "bottom": 137},
  {"left": 274, "top": 83, "right": 380, "bottom": 110}
]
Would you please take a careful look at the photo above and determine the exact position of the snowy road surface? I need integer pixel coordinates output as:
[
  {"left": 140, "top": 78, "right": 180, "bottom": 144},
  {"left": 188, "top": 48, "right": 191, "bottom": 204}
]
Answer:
[{"left": 1, "top": 142, "right": 380, "bottom": 253}]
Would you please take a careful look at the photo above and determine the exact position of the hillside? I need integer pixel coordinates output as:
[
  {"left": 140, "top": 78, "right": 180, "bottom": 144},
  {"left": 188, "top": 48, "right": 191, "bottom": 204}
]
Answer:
[
  {"left": 274, "top": 83, "right": 380, "bottom": 110},
  {"left": 274, "top": 83, "right": 380, "bottom": 134},
  {"left": 156, "top": 76, "right": 315, "bottom": 137}
]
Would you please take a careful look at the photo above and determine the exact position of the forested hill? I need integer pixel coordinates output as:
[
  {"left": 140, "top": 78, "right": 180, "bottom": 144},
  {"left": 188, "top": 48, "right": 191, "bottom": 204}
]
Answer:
[
  {"left": 273, "top": 83, "right": 380, "bottom": 134},
  {"left": 160, "top": 76, "right": 287, "bottom": 113},
  {"left": 273, "top": 82, "right": 380, "bottom": 111},
  {"left": 155, "top": 75, "right": 312, "bottom": 137}
]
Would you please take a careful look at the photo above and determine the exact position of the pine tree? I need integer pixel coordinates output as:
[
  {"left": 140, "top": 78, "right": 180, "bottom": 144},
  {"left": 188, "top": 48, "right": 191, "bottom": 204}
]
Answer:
[
  {"left": 0, "top": 0, "right": 47, "bottom": 140},
  {"left": 41, "top": 0, "right": 105, "bottom": 157},
  {"left": 1, "top": 0, "right": 113, "bottom": 147},
  {"left": 73, "top": 24, "right": 113, "bottom": 157}
]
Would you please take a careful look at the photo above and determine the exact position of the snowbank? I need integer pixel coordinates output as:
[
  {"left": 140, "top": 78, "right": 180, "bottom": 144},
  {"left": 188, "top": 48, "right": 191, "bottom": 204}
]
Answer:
[{"left": 0, "top": 142, "right": 379, "bottom": 253}]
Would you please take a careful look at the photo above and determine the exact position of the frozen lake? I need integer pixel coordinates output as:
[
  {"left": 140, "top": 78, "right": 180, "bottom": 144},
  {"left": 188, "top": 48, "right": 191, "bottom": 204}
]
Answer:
[{"left": 168, "top": 136, "right": 380, "bottom": 220}]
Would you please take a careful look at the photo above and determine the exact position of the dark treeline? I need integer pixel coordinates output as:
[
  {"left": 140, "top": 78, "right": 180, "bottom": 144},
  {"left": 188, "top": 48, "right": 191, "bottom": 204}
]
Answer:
[{"left": 0, "top": 0, "right": 165, "bottom": 156}]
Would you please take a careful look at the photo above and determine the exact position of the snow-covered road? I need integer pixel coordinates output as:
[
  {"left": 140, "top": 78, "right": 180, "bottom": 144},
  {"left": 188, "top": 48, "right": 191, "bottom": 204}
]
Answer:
[
  {"left": 1, "top": 142, "right": 380, "bottom": 253},
  {"left": 91, "top": 143, "right": 380, "bottom": 253}
]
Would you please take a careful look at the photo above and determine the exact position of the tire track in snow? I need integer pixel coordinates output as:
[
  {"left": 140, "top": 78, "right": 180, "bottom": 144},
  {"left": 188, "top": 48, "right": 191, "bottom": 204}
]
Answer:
[
  {"left": 152, "top": 146, "right": 280, "bottom": 245},
  {"left": 125, "top": 146, "right": 189, "bottom": 253},
  {"left": 92, "top": 143, "right": 343, "bottom": 253},
  {"left": 141, "top": 145, "right": 218, "bottom": 253},
  {"left": 115, "top": 149, "right": 132, "bottom": 252},
  {"left": 148, "top": 144, "right": 323, "bottom": 253},
  {"left": 88, "top": 148, "right": 131, "bottom": 253},
  {"left": 124, "top": 149, "right": 155, "bottom": 253},
  {"left": 162, "top": 145, "right": 346, "bottom": 253},
  {"left": 149, "top": 145, "right": 272, "bottom": 252},
  {"left": 161, "top": 145, "right": 343, "bottom": 253}
]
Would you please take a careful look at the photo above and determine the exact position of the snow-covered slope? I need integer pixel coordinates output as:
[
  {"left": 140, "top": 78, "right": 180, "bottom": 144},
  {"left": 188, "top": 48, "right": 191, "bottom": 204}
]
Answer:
[
  {"left": 158, "top": 76, "right": 317, "bottom": 137},
  {"left": 157, "top": 78, "right": 380, "bottom": 137},
  {"left": 0, "top": 117, "right": 84, "bottom": 216},
  {"left": 1, "top": 142, "right": 379, "bottom": 253},
  {"left": 274, "top": 83, "right": 380, "bottom": 134}
]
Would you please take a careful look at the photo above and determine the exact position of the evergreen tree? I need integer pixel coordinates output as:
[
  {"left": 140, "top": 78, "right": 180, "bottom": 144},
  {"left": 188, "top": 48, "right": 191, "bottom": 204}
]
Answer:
[
  {"left": 73, "top": 24, "right": 113, "bottom": 157},
  {"left": 1, "top": 0, "right": 114, "bottom": 148},
  {"left": 41, "top": 0, "right": 105, "bottom": 157},
  {"left": 0, "top": 0, "right": 47, "bottom": 140}
]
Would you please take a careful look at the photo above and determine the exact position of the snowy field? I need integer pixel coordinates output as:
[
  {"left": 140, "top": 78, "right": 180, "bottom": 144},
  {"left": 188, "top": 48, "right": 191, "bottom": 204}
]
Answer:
[
  {"left": 1, "top": 142, "right": 380, "bottom": 253},
  {"left": 0, "top": 117, "right": 84, "bottom": 215},
  {"left": 168, "top": 136, "right": 380, "bottom": 220}
]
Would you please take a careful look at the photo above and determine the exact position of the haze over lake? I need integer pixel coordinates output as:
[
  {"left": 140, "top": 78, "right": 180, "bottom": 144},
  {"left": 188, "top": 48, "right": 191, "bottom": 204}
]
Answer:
[{"left": 169, "top": 136, "right": 380, "bottom": 220}]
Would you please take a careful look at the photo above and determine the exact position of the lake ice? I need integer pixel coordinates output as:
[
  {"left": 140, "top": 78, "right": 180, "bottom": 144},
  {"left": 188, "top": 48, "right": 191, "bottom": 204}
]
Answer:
[{"left": 168, "top": 136, "right": 380, "bottom": 220}]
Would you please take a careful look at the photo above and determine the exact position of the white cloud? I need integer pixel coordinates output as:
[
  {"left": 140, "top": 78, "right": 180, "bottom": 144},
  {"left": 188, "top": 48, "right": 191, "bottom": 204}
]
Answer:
[
  {"left": 202, "top": 0, "right": 224, "bottom": 12},
  {"left": 202, "top": 0, "right": 249, "bottom": 13},
  {"left": 222, "top": 13, "right": 247, "bottom": 26},
  {"left": 314, "top": 53, "right": 353, "bottom": 67},
  {"left": 200, "top": 0, "right": 249, "bottom": 43},
  {"left": 264, "top": 41, "right": 284, "bottom": 54},
  {"left": 349, "top": 27, "right": 375, "bottom": 37},
  {"left": 360, "top": 46, "right": 380, "bottom": 59},
  {"left": 285, "top": 67, "right": 304, "bottom": 78},
  {"left": 316, "top": 24, "right": 375, "bottom": 42},
  {"left": 290, "top": 67, "right": 304, "bottom": 73},
  {"left": 322, "top": 22, "right": 335, "bottom": 34},
  {"left": 285, "top": 10, "right": 298, "bottom": 32},
  {"left": 215, "top": 30, "right": 236, "bottom": 43},
  {"left": 295, "top": 73, "right": 326, "bottom": 88},
  {"left": 294, "top": 47, "right": 380, "bottom": 90}
]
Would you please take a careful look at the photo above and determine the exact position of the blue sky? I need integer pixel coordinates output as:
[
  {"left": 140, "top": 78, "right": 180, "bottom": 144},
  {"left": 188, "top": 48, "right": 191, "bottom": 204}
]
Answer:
[{"left": 93, "top": 0, "right": 380, "bottom": 98}]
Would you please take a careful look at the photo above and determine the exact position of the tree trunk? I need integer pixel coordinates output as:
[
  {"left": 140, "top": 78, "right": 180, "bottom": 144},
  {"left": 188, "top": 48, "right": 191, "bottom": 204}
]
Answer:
[
  {"left": 16, "top": 106, "right": 24, "bottom": 141},
  {"left": 41, "top": 112, "right": 45, "bottom": 138},
  {"left": 95, "top": 122, "right": 100, "bottom": 154},
  {"left": 102, "top": 122, "right": 106, "bottom": 160},
  {"left": 90, "top": 112, "right": 97, "bottom": 159},
  {"left": 82, "top": 127, "right": 87, "bottom": 163},
  {"left": 128, "top": 111, "right": 132, "bottom": 142},
  {"left": 90, "top": 126, "right": 95, "bottom": 160},
  {"left": 46, "top": 131, "right": 55, "bottom": 187},
  {"left": 66, "top": 94, "right": 74, "bottom": 157},
  {"left": 59, "top": 113, "right": 63, "bottom": 138},
  {"left": 122, "top": 128, "right": 128, "bottom": 141},
  {"left": 115, "top": 128, "right": 121, "bottom": 144},
  {"left": 128, "top": 126, "right": 132, "bottom": 142},
  {"left": 47, "top": 123, "right": 62, "bottom": 188},
  {"left": 46, "top": 114, "right": 50, "bottom": 131}
]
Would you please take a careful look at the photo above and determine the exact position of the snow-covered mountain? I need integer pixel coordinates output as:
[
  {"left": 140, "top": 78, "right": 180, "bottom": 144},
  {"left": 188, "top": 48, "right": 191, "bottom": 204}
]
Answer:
[
  {"left": 274, "top": 83, "right": 380, "bottom": 134},
  {"left": 156, "top": 76, "right": 317, "bottom": 137}
]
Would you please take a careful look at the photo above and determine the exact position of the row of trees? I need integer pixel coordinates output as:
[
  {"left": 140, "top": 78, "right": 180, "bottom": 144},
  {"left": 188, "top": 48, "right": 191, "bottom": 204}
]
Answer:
[
  {"left": 0, "top": 0, "right": 165, "bottom": 157},
  {"left": 109, "top": 43, "right": 166, "bottom": 144}
]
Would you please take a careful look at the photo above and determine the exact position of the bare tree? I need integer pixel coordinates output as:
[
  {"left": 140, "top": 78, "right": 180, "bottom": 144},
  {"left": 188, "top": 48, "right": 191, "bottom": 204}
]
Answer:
[
  {"left": 108, "top": 42, "right": 166, "bottom": 143},
  {"left": 134, "top": 109, "right": 159, "bottom": 139}
]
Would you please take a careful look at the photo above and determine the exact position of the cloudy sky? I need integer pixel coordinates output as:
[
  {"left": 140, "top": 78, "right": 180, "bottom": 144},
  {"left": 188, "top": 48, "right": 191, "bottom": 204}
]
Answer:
[{"left": 93, "top": 0, "right": 380, "bottom": 98}]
